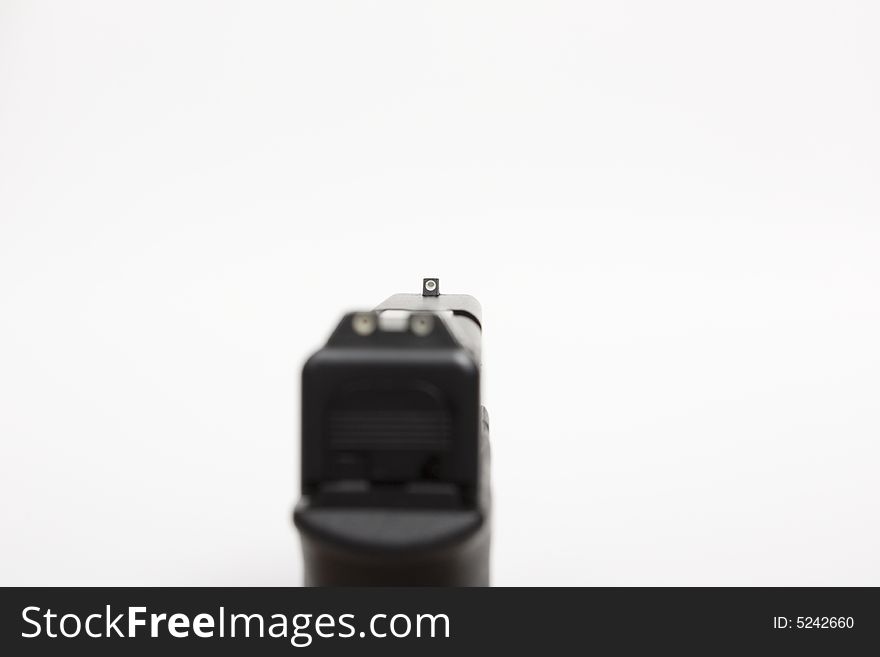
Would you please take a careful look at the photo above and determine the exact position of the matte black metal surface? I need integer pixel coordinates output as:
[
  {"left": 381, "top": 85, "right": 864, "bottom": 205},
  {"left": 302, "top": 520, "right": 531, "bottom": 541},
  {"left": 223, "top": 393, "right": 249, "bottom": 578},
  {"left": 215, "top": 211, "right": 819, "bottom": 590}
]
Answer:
[{"left": 296, "top": 282, "right": 490, "bottom": 586}]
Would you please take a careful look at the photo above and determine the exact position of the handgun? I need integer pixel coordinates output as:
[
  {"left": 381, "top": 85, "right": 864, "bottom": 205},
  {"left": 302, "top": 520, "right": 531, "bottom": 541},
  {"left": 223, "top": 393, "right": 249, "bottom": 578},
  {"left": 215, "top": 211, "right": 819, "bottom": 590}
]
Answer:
[{"left": 294, "top": 279, "right": 491, "bottom": 585}]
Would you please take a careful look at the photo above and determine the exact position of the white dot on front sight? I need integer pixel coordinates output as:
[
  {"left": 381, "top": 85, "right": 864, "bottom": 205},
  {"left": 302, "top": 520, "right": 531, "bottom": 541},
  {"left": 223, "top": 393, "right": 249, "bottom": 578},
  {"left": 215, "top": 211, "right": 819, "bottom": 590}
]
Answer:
[{"left": 425, "top": 279, "right": 436, "bottom": 291}]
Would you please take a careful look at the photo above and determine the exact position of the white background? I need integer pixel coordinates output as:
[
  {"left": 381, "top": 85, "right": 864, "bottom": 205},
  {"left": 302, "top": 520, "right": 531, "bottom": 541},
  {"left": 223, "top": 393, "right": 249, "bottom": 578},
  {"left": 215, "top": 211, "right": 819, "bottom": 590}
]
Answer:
[{"left": 1, "top": 1, "right": 878, "bottom": 585}]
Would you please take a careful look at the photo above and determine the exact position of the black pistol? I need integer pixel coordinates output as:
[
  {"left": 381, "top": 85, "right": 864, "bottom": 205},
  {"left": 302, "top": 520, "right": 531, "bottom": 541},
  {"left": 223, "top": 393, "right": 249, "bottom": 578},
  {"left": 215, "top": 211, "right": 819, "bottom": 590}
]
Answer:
[{"left": 294, "top": 279, "right": 491, "bottom": 586}]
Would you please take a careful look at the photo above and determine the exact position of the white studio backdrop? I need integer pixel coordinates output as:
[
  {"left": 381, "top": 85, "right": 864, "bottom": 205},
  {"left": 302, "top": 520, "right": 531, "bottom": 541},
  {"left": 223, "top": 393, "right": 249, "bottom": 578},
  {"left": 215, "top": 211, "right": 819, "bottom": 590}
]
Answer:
[{"left": 0, "top": 1, "right": 878, "bottom": 585}]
